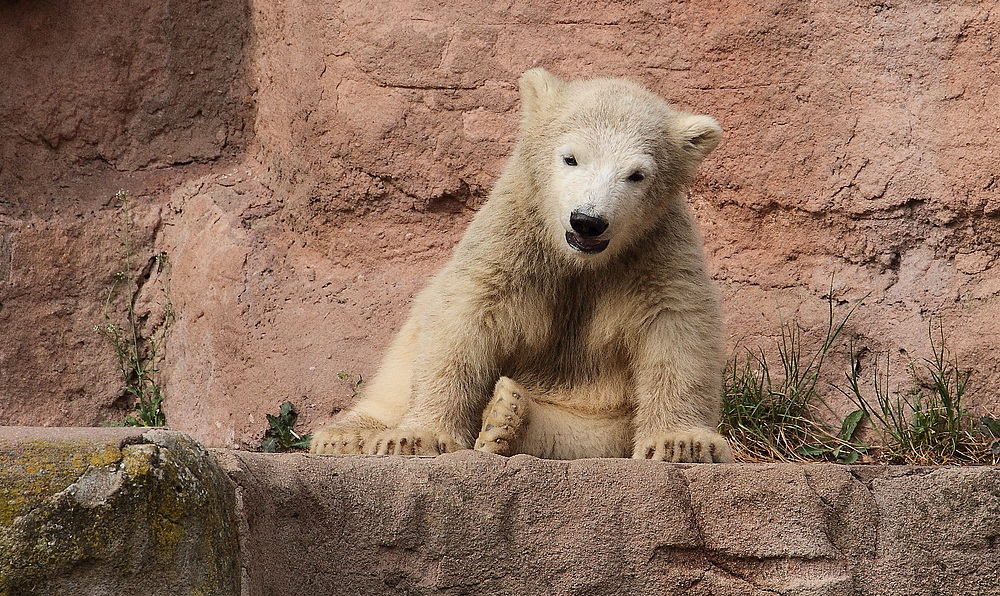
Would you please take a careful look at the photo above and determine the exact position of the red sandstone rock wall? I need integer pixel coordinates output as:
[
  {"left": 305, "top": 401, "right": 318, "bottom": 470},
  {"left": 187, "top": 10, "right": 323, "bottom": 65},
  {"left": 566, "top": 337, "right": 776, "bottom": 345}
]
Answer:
[
  {"left": 1, "top": 0, "right": 997, "bottom": 448},
  {"left": 0, "top": 0, "right": 251, "bottom": 429}
]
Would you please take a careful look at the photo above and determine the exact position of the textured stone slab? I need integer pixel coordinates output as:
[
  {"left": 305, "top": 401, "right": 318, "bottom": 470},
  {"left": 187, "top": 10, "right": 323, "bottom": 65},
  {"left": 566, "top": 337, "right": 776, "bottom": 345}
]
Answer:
[
  {"left": 0, "top": 427, "right": 239, "bottom": 596},
  {"left": 4, "top": 429, "right": 996, "bottom": 595},
  {"left": 218, "top": 450, "right": 1000, "bottom": 596}
]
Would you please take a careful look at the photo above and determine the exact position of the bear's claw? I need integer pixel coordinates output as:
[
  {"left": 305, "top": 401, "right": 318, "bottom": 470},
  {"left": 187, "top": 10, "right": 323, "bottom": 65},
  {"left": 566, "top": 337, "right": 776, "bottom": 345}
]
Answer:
[
  {"left": 632, "top": 430, "right": 733, "bottom": 463},
  {"left": 310, "top": 426, "right": 368, "bottom": 454},
  {"left": 369, "top": 430, "right": 462, "bottom": 456},
  {"left": 311, "top": 425, "right": 461, "bottom": 456}
]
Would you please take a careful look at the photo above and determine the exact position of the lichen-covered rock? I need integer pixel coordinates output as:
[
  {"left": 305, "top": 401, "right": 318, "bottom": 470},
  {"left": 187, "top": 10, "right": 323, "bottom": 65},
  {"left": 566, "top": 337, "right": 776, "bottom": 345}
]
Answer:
[{"left": 0, "top": 428, "right": 239, "bottom": 596}]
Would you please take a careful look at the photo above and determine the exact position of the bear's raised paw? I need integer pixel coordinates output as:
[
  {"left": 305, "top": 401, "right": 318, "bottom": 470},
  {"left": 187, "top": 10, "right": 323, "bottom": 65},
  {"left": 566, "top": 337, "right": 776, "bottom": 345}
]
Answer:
[
  {"left": 633, "top": 430, "right": 733, "bottom": 463},
  {"left": 474, "top": 377, "right": 529, "bottom": 456}
]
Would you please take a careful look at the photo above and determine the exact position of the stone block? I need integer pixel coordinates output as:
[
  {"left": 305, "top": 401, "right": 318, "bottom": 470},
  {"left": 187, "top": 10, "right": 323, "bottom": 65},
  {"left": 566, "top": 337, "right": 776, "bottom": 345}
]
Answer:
[{"left": 0, "top": 427, "right": 239, "bottom": 596}]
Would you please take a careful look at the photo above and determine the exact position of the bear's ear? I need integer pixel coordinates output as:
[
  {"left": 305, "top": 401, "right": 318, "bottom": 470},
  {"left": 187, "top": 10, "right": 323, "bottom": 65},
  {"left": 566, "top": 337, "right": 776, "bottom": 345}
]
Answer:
[
  {"left": 519, "top": 68, "right": 565, "bottom": 116},
  {"left": 674, "top": 114, "right": 723, "bottom": 160}
]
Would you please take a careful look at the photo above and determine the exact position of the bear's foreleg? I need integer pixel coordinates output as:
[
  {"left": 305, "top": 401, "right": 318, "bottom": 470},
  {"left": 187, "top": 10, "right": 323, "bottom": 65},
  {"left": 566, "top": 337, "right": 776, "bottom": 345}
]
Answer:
[
  {"left": 631, "top": 311, "right": 733, "bottom": 463},
  {"left": 383, "top": 312, "right": 505, "bottom": 453}
]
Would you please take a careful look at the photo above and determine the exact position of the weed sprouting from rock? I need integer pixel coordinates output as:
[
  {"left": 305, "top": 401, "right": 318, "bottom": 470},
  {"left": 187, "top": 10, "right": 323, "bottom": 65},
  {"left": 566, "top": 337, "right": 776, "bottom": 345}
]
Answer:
[
  {"left": 720, "top": 296, "right": 867, "bottom": 463},
  {"left": 721, "top": 296, "right": 998, "bottom": 465},
  {"left": 96, "top": 190, "right": 170, "bottom": 427},
  {"left": 261, "top": 401, "right": 312, "bottom": 452},
  {"left": 841, "top": 321, "right": 996, "bottom": 465}
]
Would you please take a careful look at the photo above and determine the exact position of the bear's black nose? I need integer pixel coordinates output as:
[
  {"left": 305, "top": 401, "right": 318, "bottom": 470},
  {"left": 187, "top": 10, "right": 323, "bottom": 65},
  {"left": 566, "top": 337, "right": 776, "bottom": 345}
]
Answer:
[{"left": 569, "top": 211, "right": 609, "bottom": 238}]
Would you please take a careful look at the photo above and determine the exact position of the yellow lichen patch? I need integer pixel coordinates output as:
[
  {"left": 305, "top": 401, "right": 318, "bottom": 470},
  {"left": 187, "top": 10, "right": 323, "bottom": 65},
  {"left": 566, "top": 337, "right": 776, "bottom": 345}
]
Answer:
[
  {"left": 120, "top": 443, "right": 158, "bottom": 477},
  {"left": 1, "top": 432, "right": 239, "bottom": 594},
  {"left": 151, "top": 509, "right": 185, "bottom": 565},
  {"left": 0, "top": 440, "right": 123, "bottom": 527},
  {"left": 122, "top": 444, "right": 189, "bottom": 564},
  {"left": 88, "top": 444, "right": 124, "bottom": 468}
]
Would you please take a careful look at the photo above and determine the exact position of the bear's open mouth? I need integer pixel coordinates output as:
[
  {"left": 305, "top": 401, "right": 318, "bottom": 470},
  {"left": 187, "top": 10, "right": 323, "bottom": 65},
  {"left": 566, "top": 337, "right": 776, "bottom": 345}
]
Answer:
[{"left": 565, "top": 231, "right": 610, "bottom": 254}]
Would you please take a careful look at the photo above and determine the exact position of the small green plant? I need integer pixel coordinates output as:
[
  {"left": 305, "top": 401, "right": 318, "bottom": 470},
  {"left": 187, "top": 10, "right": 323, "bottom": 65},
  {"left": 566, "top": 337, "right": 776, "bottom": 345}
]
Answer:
[
  {"left": 720, "top": 296, "right": 867, "bottom": 463},
  {"left": 337, "top": 371, "right": 363, "bottom": 396},
  {"left": 982, "top": 416, "right": 1000, "bottom": 464},
  {"left": 796, "top": 409, "right": 866, "bottom": 464},
  {"left": 842, "top": 322, "right": 994, "bottom": 465},
  {"left": 261, "top": 401, "right": 312, "bottom": 452},
  {"left": 97, "top": 319, "right": 166, "bottom": 427},
  {"left": 96, "top": 190, "right": 170, "bottom": 427}
]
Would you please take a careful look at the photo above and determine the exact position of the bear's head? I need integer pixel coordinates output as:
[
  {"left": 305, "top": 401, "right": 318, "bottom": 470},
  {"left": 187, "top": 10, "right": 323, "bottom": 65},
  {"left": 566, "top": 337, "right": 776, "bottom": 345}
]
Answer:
[{"left": 515, "top": 68, "right": 721, "bottom": 262}]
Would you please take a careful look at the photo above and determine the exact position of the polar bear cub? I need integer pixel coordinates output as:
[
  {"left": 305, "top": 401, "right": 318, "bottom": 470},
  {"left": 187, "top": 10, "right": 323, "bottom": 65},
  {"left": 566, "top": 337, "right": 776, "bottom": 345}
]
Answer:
[{"left": 311, "top": 68, "right": 732, "bottom": 463}]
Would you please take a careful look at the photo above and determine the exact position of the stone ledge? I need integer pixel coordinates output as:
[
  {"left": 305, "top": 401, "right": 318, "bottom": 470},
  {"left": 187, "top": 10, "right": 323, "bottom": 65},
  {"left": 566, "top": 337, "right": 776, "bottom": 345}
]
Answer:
[
  {"left": 3, "top": 428, "right": 998, "bottom": 596},
  {"left": 218, "top": 450, "right": 1000, "bottom": 596}
]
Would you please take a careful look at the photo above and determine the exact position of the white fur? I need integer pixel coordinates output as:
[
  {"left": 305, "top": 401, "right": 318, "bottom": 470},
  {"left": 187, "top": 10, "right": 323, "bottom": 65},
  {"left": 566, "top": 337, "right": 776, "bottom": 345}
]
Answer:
[
  {"left": 311, "top": 68, "right": 732, "bottom": 463},
  {"left": 550, "top": 133, "right": 656, "bottom": 256}
]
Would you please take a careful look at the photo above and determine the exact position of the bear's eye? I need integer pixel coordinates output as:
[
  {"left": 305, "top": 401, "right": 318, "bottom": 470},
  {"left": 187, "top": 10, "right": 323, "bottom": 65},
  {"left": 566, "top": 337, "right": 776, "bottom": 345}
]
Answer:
[
  {"left": 627, "top": 171, "right": 645, "bottom": 183},
  {"left": 563, "top": 155, "right": 578, "bottom": 167}
]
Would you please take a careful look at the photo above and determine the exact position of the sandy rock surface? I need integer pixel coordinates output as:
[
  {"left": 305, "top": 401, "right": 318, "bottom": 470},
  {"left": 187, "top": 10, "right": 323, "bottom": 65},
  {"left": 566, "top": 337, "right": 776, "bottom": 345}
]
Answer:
[
  {"left": 219, "top": 449, "right": 1000, "bottom": 595},
  {"left": 0, "top": 0, "right": 997, "bottom": 447},
  {"left": 5, "top": 425, "right": 996, "bottom": 596}
]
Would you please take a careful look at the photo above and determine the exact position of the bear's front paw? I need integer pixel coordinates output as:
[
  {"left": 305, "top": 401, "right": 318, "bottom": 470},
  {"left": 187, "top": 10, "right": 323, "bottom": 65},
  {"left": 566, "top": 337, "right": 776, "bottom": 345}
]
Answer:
[
  {"left": 367, "top": 429, "right": 463, "bottom": 456},
  {"left": 310, "top": 426, "right": 368, "bottom": 454},
  {"left": 633, "top": 430, "right": 733, "bottom": 463},
  {"left": 475, "top": 376, "right": 529, "bottom": 456}
]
